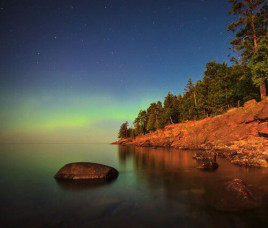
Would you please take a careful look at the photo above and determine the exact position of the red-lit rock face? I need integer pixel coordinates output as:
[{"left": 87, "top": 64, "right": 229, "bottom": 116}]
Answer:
[{"left": 114, "top": 98, "right": 268, "bottom": 168}]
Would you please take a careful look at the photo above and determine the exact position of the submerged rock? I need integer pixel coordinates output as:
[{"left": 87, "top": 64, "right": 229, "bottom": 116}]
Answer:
[
  {"left": 193, "top": 151, "right": 216, "bottom": 162},
  {"left": 54, "top": 162, "right": 119, "bottom": 180},
  {"left": 197, "top": 161, "right": 218, "bottom": 170},
  {"left": 207, "top": 178, "right": 262, "bottom": 211},
  {"left": 56, "top": 179, "right": 116, "bottom": 191},
  {"left": 226, "top": 178, "right": 252, "bottom": 200}
]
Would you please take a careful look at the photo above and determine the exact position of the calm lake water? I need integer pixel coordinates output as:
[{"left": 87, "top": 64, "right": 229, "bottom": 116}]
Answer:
[{"left": 0, "top": 144, "right": 268, "bottom": 228}]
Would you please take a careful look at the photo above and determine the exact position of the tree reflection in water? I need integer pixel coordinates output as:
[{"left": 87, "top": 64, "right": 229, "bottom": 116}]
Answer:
[{"left": 117, "top": 145, "right": 268, "bottom": 227}]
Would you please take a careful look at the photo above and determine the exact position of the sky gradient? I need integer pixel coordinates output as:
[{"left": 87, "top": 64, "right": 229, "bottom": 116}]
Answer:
[{"left": 0, "top": 0, "right": 235, "bottom": 143}]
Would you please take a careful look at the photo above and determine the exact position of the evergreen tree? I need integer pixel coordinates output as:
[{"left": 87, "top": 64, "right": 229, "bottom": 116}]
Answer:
[
  {"left": 249, "top": 34, "right": 268, "bottom": 98},
  {"left": 176, "top": 93, "right": 183, "bottom": 122},
  {"left": 195, "top": 80, "right": 209, "bottom": 119},
  {"left": 146, "top": 114, "right": 156, "bottom": 132},
  {"left": 185, "top": 78, "right": 194, "bottom": 93},
  {"left": 133, "top": 116, "right": 142, "bottom": 136},
  {"left": 155, "top": 101, "right": 165, "bottom": 129},
  {"left": 229, "top": 64, "right": 260, "bottom": 104},
  {"left": 145, "top": 103, "right": 155, "bottom": 131},
  {"left": 128, "top": 128, "right": 136, "bottom": 139},
  {"left": 134, "top": 110, "right": 148, "bottom": 135},
  {"left": 181, "top": 78, "right": 198, "bottom": 120},
  {"left": 228, "top": 0, "right": 267, "bottom": 99},
  {"left": 203, "top": 62, "right": 231, "bottom": 114},
  {"left": 116, "top": 0, "right": 266, "bottom": 138},
  {"left": 118, "top": 121, "right": 128, "bottom": 139},
  {"left": 163, "top": 92, "right": 180, "bottom": 124},
  {"left": 142, "top": 101, "right": 166, "bottom": 131}
]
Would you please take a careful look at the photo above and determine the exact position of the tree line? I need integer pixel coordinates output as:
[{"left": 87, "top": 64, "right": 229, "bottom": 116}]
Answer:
[{"left": 118, "top": 0, "right": 267, "bottom": 139}]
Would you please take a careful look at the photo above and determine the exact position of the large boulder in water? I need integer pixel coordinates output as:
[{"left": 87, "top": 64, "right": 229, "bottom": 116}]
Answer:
[{"left": 54, "top": 162, "right": 119, "bottom": 180}]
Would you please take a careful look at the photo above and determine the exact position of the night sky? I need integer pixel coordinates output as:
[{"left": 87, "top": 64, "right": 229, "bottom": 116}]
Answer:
[{"left": 0, "top": 0, "right": 235, "bottom": 143}]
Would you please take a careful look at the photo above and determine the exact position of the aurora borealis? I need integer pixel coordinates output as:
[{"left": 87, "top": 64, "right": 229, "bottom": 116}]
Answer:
[{"left": 0, "top": 0, "right": 234, "bottom": 143}]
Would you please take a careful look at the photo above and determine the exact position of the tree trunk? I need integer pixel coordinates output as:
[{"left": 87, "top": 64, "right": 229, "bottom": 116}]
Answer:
[
  {"left": 249, "top": 0, "right": 258, "bottom": 52},
  {"left": 260, "top": 79, "right": 267, "bottom": 100},
  {"left": 170, "top": 116, "right": 174, "bottom": 124},
  {"left": 249, "top": 1, "right": 264, "bottom": 100},
  {"left": 193, "top": 88, "right": 197, "bottom": 107},
  {"left": 251, "top": 16, "right": 258, "bottom": 52}
]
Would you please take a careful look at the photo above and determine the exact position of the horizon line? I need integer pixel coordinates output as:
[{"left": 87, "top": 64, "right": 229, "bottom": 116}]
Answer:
[{"left": 0, "top": 142, "right": 114, "bottom": 145}]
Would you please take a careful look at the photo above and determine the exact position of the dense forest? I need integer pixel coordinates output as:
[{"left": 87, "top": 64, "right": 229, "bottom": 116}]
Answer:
[{"left": 118, "top": 0, "right": 267, "bottom": 139}]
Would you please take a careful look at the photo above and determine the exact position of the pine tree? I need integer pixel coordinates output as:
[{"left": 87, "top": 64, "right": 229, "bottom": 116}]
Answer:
[
  {"left": 249, "top": 34, "right": 268, "bottom": 98},
  {"left": 229, "top": 64, "right": 260, "bottom": 104},
  {"left": 146, "top": 102, "right": 162, "bottom": 132},
  {"left": 185, "top": 78, "right": 194, "bottom": 93},
  {"left": 228, "top": 0, "right": 267, "bottom": 99},
  {"left": 134, "top": 110, "right": 148, "bottom": 135},
  {"left": 128, "top": 128, "right": 136, "bottom": 139},
  {"left": 181, "top": 78, "right": 197, "bottom": 120},
  {"left": 203, "top": 62, "right": 232, "bottom": 114},
  {"left": 146, "top": 114, "right": 156, "bottom": 132},
  {"left": 118, "top": 121, "right": 128, "bottom": 139},
  {"left": 163, "top": 92, "right": 180, "bottom": 124}
]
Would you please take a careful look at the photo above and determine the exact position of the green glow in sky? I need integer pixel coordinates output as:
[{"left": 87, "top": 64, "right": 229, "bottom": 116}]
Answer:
[{"left": 0, "top": 90, "right": 160, "bottom": 143}]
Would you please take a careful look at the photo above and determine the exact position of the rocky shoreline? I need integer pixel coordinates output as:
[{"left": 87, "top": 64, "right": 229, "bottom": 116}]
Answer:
[{"left": 113, "top": 98, "right": 268, "bottom": 168}]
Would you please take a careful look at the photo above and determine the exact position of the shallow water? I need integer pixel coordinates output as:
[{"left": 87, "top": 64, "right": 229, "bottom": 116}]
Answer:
[{"left": 0, "top": 144, "right": 268, "bottom": 227}]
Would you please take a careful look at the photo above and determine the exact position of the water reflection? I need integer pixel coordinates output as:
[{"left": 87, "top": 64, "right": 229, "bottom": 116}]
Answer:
[
  {"left": 118, "top": 146, "right": 209, "bottom": 201},
  {"left": 55, "top": 179, "right": 117, "bottom": 191},
  {"left": 117, "top": 145, "right": 268, "bottom": 193},
  {"left": 118, "top": 145, "right": 195, "bottom": 169},
  {"left": 117, "top": 145, "right": 268, "bottom": 227},
  {"left": 1, "top": 144, "right": 268, "bottom": 227}
]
